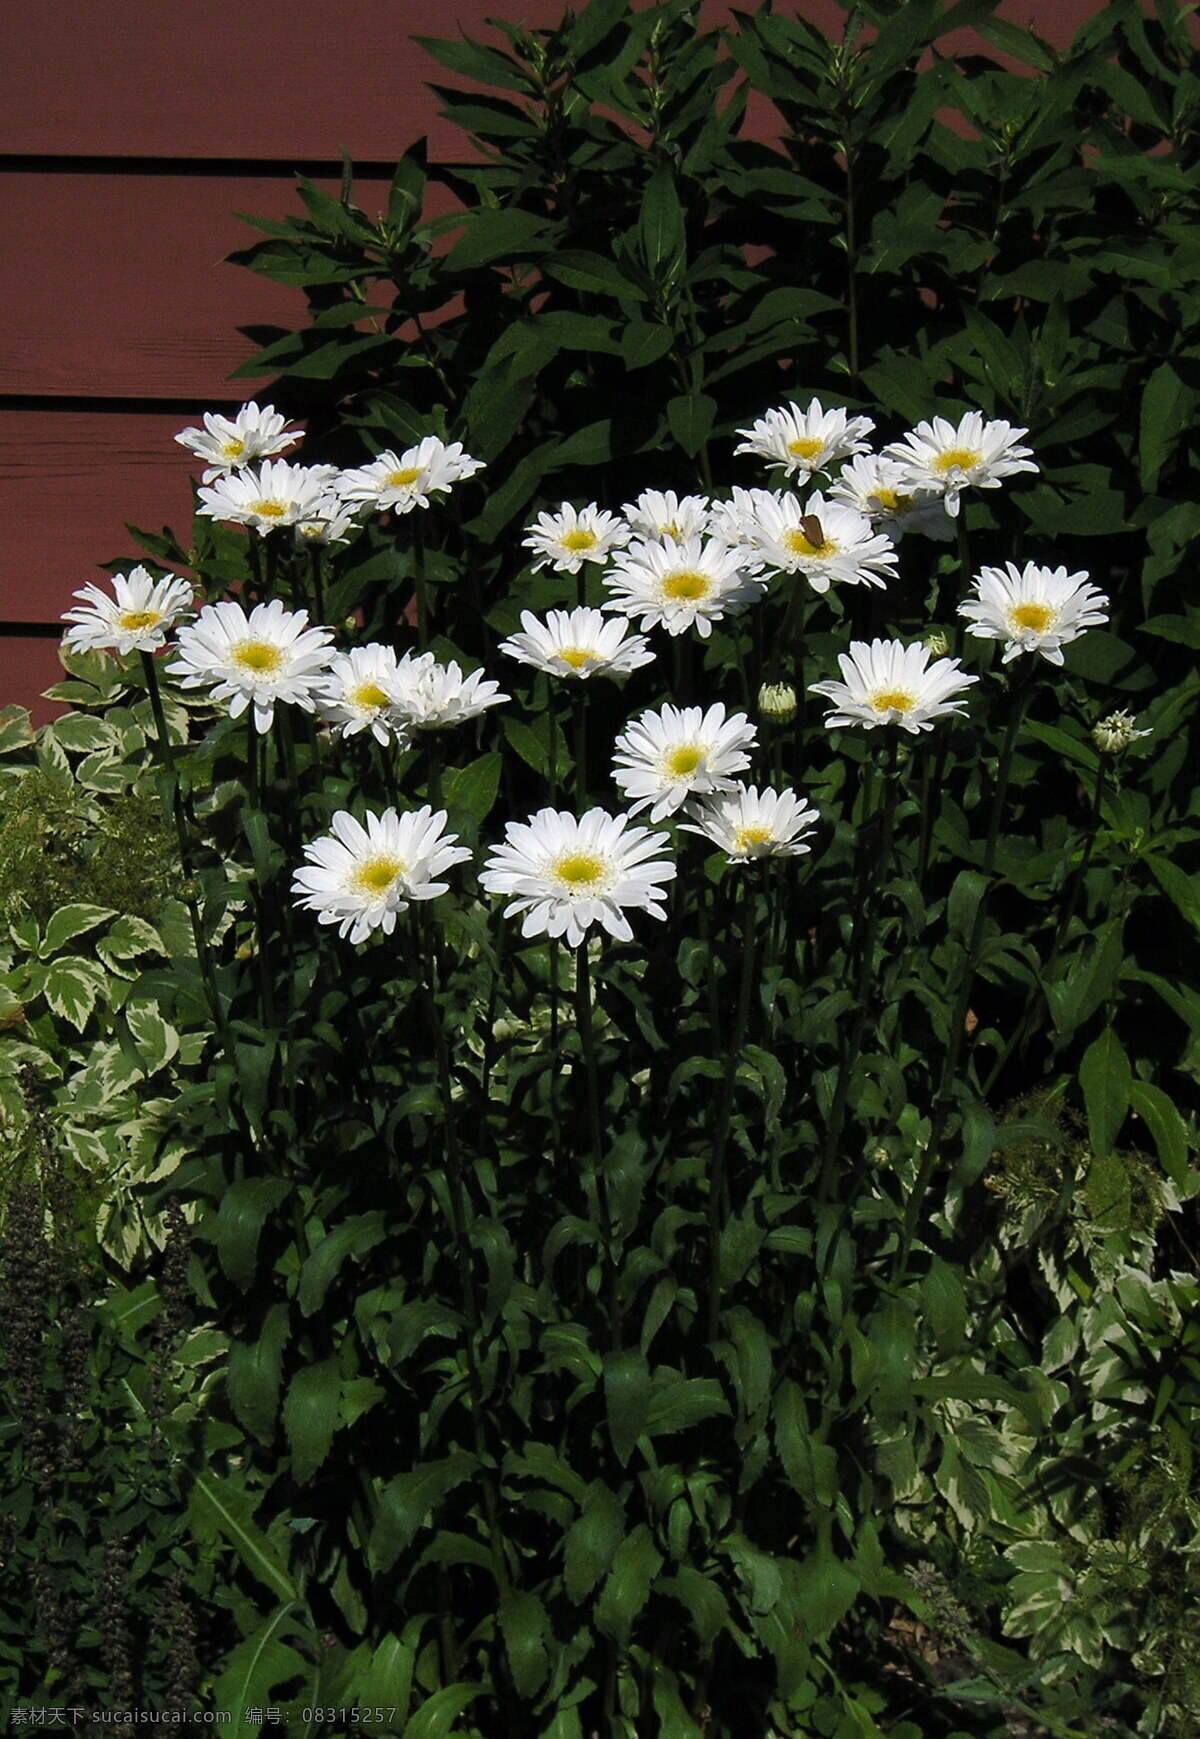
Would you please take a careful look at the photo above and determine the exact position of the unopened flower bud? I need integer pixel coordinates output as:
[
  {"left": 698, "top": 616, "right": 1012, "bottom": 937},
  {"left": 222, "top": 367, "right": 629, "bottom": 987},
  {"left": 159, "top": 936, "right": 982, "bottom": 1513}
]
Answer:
[
  {"left": 758, "top": 682, "right": 797, "bottom": 724},
  {"left": 343, "top": 616, "right": 358, "bottom": 634},
  {"left": 924, "top": 629, "right": 950, "bottom": 657},
  {"left": 1092, "top": 710, "right": 1150, "bottom": 755}
]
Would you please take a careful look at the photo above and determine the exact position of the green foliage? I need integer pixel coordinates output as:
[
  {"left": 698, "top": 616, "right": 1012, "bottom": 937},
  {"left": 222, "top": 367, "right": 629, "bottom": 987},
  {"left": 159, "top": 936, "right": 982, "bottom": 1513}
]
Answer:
[{"left": 8, "top": 0, "right": 1200, "bottom": 1733}]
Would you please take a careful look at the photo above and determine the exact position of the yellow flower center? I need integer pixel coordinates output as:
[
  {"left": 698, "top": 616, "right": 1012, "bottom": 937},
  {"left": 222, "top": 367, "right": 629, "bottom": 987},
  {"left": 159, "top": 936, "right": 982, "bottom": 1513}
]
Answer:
[
  {"left": 561, "top": 529, "right": 598, "bottom": 554},
  {"left": 555, "top": 853, "right": 605, "bottom": 887},
  {"left": 1010, "top": 602, "right": 1056, "bottom": 634},
  {"left": 666, "top": 744, "right": 706, "bottom": 778},
  {"left": 783, "top": 528, "right": 836, "bottom": 559},
  {"left": 350, "top": 854, "right": 405, "bottom": 896},
  {"left": 662, "top": 570, "right": 710, "bottom": 601},
  {"left": 387, "top": 467, "right": 424, "bottom": 488},
  {"left": 251, "top": 499, "right": 288, "bottom": 519},
  {"left": 934, "top": 447, "right": 981, "bottom": 473},
  {"left": 871, "top": 488, "right": 913, "bottom": 513},
  {"left": 559, "top": 647, "right": 597, "bottom": 670},
  {"left": 353, "top": 682, "right": 392, "bottom": 710},
  {"left": 663, "top": 522, "right": 682, "bottom": 539},
  {"left": 231, "top": 640, "right": 285, "bottom": 674},
  {"left": 871, "top": 688, "right": 917, "bottom": 715},
  {"left": 734, "top": 826, "right": 773, "bottom": 852},
  {"left": 787, "top": 436, "right": 826, "bottom": 460},
  {"left": 221, "top": 438, "right": 246, "bottom": 459},
  {"left": 118, "top": 610, "right": 162, "bottom": 633}
]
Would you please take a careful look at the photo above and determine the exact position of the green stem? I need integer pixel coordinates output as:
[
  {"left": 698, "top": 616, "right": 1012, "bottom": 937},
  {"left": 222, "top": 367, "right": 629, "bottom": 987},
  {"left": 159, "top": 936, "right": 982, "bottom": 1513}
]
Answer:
[
  {"left": 576, "top": 941, "right": 619, "bottom": 1346},
  {"left": 918, "top": 515, "right": 975, "bottom": 888},
  {"left": 139, "top": 653, "right": 227, "bottom": 1045},
  {"left": 424, "top": 928, "right": 512, "bottom": 1602},
  {"left": 412, "top": 518, "right": 428, "bottom": 652},
  {"left": 900, "top": 672, "right": 1034, "bottom": 1268},
  {"left": 816, "top": 735, "right": 899, "bottom": 1197},
  {"left": 571, "top": 688, "right": 588, "bottom": 813},
  {"left": 309, "top": 548, "right": 326, "bottom": 622},
  {"left": 706, "top": 875, "right": 760, "bottom": 1343}
]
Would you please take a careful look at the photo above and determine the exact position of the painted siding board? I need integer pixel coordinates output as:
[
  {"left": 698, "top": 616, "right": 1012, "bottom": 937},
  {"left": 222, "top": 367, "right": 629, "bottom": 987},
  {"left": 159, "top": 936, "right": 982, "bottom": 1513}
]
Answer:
[{"left": 0, "top": 410, "right": 199, "bottom": 622}]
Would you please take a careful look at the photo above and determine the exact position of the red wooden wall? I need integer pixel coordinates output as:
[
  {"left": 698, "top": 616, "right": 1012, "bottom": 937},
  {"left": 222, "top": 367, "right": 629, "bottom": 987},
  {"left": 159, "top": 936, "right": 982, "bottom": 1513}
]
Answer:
[{"left": 1, "top": 0, "right": 1110, "bottom": 720}]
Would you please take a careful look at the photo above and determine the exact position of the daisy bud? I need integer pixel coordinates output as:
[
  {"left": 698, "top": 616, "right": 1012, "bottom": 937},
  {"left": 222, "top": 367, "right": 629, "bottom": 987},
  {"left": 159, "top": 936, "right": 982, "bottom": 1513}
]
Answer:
[
  {"left": 1092, "top": 711, "right": 1150, "bottom": 755},
  {"left": 923, "top": 630, "right": 950, "bottom": 657},
  {"left": 758, "top": 682, "right": 798, "bottom": 724}
]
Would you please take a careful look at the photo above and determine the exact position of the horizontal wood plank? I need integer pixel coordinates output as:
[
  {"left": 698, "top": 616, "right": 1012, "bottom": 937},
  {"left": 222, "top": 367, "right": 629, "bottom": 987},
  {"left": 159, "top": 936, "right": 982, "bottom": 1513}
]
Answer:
[
  {"left": 0, "top": 635, "right": 69, "bottom": 727},
  {"left": 1, "top": 0, "right": 1101, "bottom": 166},
  {"left": 0, "top": 173, "right": 338, "bottom": 400},
  {"left": 0, "top": 410, "right": 201, "bottom": 623}
]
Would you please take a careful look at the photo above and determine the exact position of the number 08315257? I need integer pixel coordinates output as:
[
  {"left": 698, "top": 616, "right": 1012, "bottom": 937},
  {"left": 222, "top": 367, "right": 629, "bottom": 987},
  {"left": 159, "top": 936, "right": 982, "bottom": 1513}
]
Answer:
[{"left": 302, "top": 1712, "right": 398, "bottom": 1725}]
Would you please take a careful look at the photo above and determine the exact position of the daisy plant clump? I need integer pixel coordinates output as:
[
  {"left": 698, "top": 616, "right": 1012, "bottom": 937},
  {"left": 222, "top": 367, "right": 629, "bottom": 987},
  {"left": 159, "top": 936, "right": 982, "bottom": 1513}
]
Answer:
[{"left": 65, "top": 319, "right": 1178, "bottom": 1739}]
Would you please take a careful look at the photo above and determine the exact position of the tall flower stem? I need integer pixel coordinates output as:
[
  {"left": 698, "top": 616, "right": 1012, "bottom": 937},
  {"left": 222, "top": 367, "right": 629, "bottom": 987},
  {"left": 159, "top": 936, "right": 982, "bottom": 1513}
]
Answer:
[
  {"left": 424, "top": 929, "right": 512, "bottom": 1603},
  {"left": 816, "top": 733, "right": 899, "bottom": 1199},
  {"left": 571, "top": 687, "right": 588, "bottom": 812},
  {"left": 139, "top": 652, "right": 227, "bottom": 1046},
  {"left": 412, "top": 518, "right": 428, "bottom": 652},
  {"left": 309, "top": 548, "right": 326, "bottom": 622},
  {"left": 705, "top": 874, "right": 760, "bottom": 1343},
  {"left": 900, "top": 670, "right": 1034, "bottom": 1269},
  {"left": 575, "top": 940, "right": 620, "bottom": 1346},
  {"left": 546, "top": 688, "right": 563, "bottom": 1165},
  {"left": 917, "top": 515, "right": 974, "bottom": 886}
]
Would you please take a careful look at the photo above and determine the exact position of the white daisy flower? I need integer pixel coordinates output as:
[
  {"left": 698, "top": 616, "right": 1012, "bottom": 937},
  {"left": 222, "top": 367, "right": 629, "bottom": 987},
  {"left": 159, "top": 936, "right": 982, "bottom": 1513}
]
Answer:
[
  {"left": 197, "top": 459, "right": 341, "bottom": 534},
  {"left": 613, "top": 702, "right": 757, "bottom": 823},
  {"left": 810, "top": 638, "right": 978, "bottom": 734},
  {"left": 827, "top": 453, "right": 955, "bottom": 543},
  {"left": 603, "top": 535, "right": 766, "bottom": 638},
  {"left": 61, "top": 566, "right": 195, "bottom": 657},
  {"left": 734, "top": 398, "right": 875, "bottom": 480},
  {"left": 958, "top": 561, "right": 1109, "bottom": 665},
  {"left": 316, "top": 645, "right": 411, "bottom": 746},
  {"left": 391, "top": 652, "right": 508, "bottom": 732},
  {"left": 621, "top": 489, "right": 711, "bottom": 542},
  {"left": 337, "top": 437, "right": 484, "bottom": 516},
  {"left": 169, "top": 598, "right": 334, "bottom": 733},
  {"left": 292, "top": 806, "right": 471, "bottom": 944},
  {"left": 704, "top": 487, "right": 779, "bottom": 555},
  {"left": 682, "top": 785, "right": 820, "bottom": 862},
  {"left": 745, "top": 491, "right": 897, "bottom": 593},
  {"left": 293, "top": 494, "right": 358, "bottom": 550},
  {"left": 174, "top": 403, "right": 300, "bottom": 483},
  {"left": 522, "top": 503, "right": 631, "bottom": 574},
  {"left": 884, "top": 410, "right": 1038, "bottom": 517},
  {"left": 498, "top": 608, "right": 654, "bottom": 681},
  {"left": 480, "top": 807, "right": 676, "bottom": 947}
]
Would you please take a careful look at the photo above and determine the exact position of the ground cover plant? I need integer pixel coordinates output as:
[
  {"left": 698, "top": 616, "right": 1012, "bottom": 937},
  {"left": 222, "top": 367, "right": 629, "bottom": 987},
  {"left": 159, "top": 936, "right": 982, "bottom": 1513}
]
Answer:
[{"left": 1, "top": 0, "right": 1199, "bottom": 1733}]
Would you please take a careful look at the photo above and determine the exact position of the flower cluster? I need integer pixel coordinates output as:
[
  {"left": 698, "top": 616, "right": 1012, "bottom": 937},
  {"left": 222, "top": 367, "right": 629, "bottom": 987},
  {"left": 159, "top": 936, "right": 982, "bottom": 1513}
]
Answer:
[{"left": 60, "top": 391, "right": 1113, "bottom": 956}]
